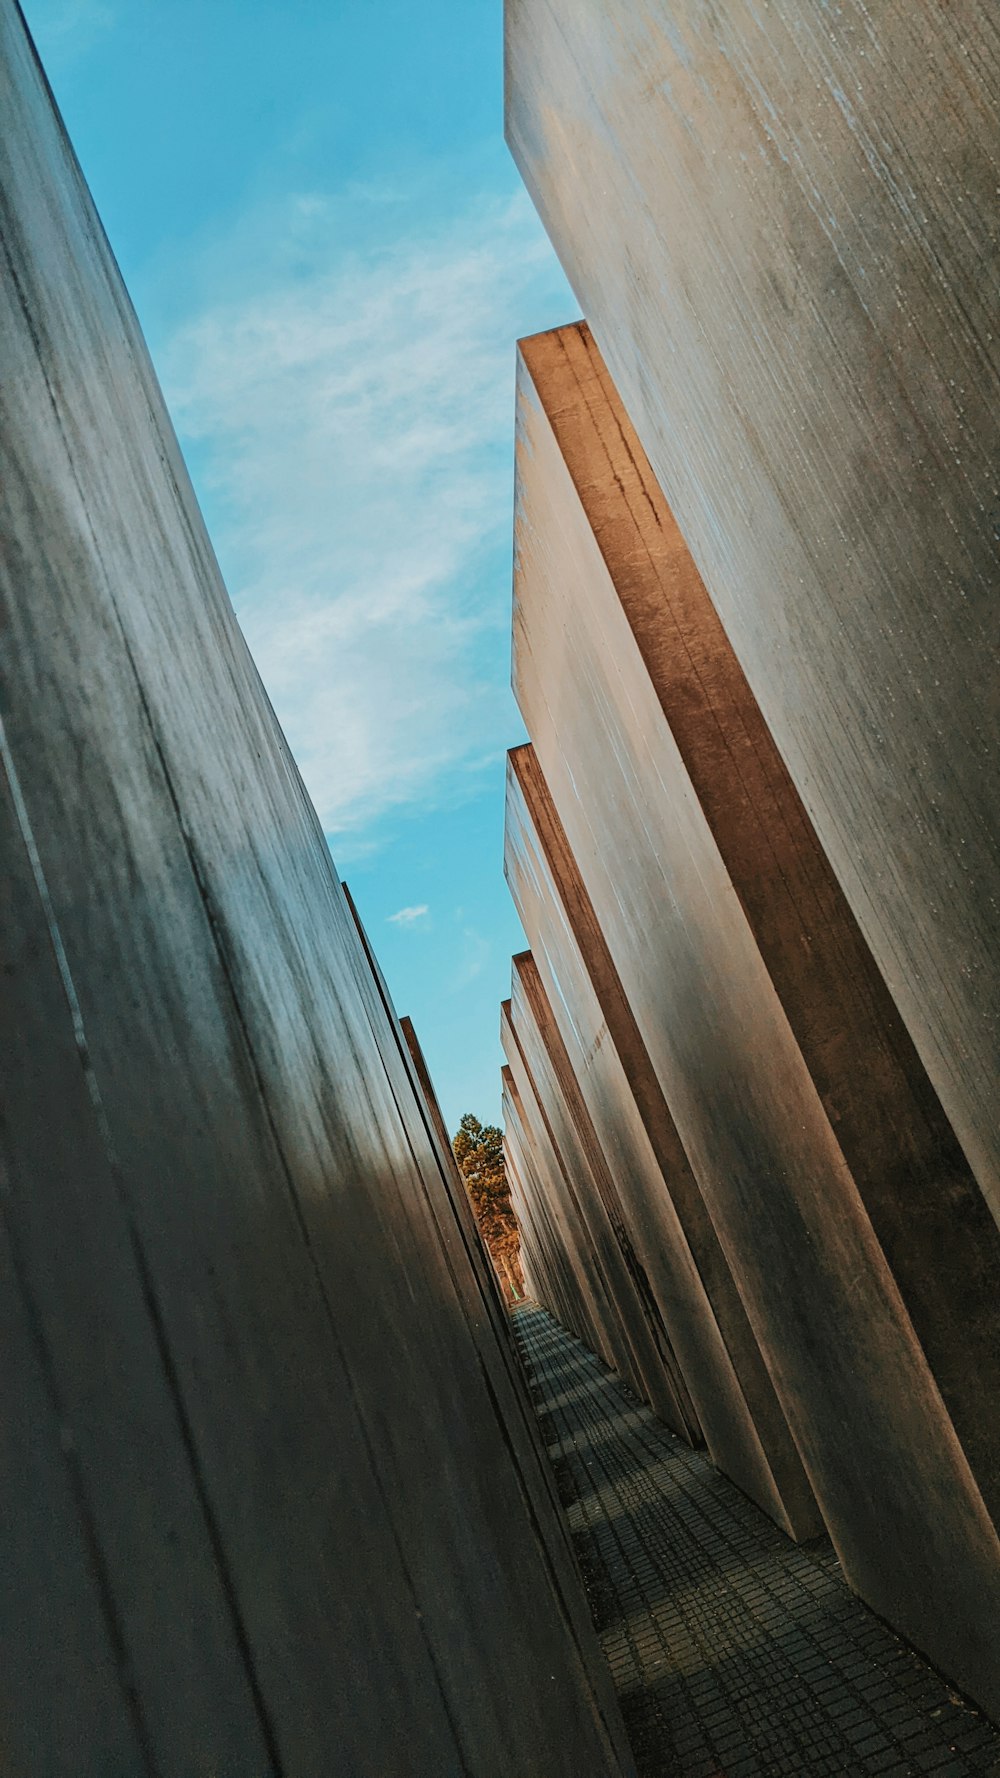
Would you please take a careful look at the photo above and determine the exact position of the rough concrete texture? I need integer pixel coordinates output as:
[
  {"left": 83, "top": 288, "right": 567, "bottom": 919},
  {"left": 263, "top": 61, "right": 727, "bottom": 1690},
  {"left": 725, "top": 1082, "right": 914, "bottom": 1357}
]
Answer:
[
  {"left": 0, "top": 11, "right": 636, "bottom": 1773},
  {"left": 505, "top": 0, "right": 1000, "bottom": 1219},
  {"left": 505, "top": 743, "right": 821, "bottom": 1543},
  {"left": 509, "top": 321, "right": 1000, "bottom": 1714}
]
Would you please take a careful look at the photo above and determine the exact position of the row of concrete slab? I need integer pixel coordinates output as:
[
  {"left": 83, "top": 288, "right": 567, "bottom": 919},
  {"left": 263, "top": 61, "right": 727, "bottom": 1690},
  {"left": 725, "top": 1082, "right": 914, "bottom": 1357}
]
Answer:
[
  {"left": 0, "top": 9, "right": 640, "bottom": 1773},
  {"left": 4, "top": 0, "right": 999, "bottom": 1768},
  {"left": 499, "top": 321, "right": 1000, "bottom": 1724}
]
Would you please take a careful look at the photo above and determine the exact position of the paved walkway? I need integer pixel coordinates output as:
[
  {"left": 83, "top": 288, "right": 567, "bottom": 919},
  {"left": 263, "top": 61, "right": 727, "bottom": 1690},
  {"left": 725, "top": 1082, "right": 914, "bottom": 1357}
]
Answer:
[{"left": 512, "top": 1304, "right": 1000, "bottom": 1778}]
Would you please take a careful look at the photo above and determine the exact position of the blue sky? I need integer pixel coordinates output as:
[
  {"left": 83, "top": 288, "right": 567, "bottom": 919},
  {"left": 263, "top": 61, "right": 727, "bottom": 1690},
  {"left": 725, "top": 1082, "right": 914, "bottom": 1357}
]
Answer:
[{"left": 24, "top": 0, "right": 576, "bottom": 1132}]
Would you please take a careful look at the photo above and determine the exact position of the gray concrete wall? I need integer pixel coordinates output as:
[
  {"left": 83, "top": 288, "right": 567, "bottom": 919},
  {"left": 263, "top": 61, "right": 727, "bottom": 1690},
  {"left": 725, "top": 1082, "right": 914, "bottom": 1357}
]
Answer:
[
  {"left": 503, "top": 1003, "right": 627, "bottom": 1372},
  {"left": 501, "top": 1066, "right": 594, "bottom": 1344},
  {"left": 510, "top": 956, "right": 703, "bottom": 1444},
  {"left": 505, "top": 743, "right": 821, "bottom": 1542},
  {"left": 509, "top": 320, "right": 1000, "bottom": 1715},
  {"left": 0, "top": 10, "right": 635, "bottom": 1773},
  {"left": 515, "top": 321, "right": 1000, "bottom": 1541},
  {"left": 505, "top": 0, "right": 1000, "bottom": 1218},
  {"left": 502, "top": 1078, "right": 565, "bottom": 1323},
  {"left": 349, "top": 900, "right": 595, "bottom": 1622},
  {"left": 502, "top": 1120, "right": 541, "bottom": 1305}
]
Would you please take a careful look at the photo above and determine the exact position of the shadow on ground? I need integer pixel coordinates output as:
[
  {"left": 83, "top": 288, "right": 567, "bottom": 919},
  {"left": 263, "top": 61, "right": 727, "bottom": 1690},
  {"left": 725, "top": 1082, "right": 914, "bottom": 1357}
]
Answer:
[{"left": 513, "top": 1305, "right": 1000, "bottom": 1778}]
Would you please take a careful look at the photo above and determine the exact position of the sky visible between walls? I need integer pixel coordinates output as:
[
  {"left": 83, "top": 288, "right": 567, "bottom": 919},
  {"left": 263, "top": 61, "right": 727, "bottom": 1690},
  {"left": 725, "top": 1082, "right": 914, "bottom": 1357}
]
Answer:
[{"left": 24, "top": 0, "right": 577, "bottom": 1133}]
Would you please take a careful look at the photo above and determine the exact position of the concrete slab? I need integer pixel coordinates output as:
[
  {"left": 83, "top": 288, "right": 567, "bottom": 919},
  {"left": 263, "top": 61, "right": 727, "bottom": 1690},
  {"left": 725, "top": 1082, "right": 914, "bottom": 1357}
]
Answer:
[
  {"left": 510, "top": 319, "right": 1000, "bottom": 1714},
  {"left": 0, "top": 12, "right": 635, "bottom": 1770},
  {"left": 511, "top": 954, "right": 703, "bottom": 1445},
  {"left": 503, "top": 1003, "right": 629, "bottom": 1373},
  {"left": 505, "top": 0, "right": 1000, "bottom": 1212},
  {"left": 506, "top": 742, "right": 821, "bottom": 1541}
]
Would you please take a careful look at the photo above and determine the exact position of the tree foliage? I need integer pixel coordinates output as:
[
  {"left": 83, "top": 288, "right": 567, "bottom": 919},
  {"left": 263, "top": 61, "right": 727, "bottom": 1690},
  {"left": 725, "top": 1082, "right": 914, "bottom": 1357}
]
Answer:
[{"left": 452, "top": 1113, "right": 524, "bottom": 1300}]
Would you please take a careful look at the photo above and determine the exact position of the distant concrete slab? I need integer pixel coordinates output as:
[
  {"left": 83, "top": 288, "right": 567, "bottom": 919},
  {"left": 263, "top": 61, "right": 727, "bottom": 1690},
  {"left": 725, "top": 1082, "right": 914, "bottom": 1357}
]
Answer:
[
  {"left": 510, "top": 954, "right": 703, "bottom": 1444},
  {"left": 505, "top": 741, "right": 821, "bottom": 1541},
  {"left": 503, "top": 1000, "right": 632, "bottom": 1377}
]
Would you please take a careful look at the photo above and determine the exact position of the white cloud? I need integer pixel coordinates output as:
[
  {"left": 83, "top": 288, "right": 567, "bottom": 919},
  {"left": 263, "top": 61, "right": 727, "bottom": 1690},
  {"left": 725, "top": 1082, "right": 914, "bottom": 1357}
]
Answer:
[
  {"left": 161, "top": 186, "right": 567, "bottom": 843},
  {"left": 388, "top": 904, "right": 429, "bottom": 927}
]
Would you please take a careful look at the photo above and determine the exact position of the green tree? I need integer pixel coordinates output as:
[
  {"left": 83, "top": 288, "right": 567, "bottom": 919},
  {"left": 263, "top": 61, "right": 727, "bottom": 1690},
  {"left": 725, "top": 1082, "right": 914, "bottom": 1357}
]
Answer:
[{"left": 452, "top": 1113, "right": 525, "bottom": 1303}]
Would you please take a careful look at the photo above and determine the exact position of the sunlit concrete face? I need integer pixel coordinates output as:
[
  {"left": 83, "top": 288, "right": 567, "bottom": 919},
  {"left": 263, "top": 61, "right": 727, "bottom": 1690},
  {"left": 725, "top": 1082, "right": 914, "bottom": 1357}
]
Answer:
[
  {"left": 505, "top": 743, "right": 821, "bottom": 1542},
  {"left": 505, "top": 0, "right": 1000, "bottom": 1215},
  {"left": 0, "top": 12, "right": 636, "bottom": 1773},
  {"left": 510, "top": 320, "right": 1000, "bottom": 1714}
]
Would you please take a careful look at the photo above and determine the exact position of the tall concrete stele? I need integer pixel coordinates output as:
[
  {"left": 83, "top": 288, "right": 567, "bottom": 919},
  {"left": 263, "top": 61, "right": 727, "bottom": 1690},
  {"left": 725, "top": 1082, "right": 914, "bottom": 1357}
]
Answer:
[
  {"left": 0, "top": 8, "right": 638, "bottom": 1775},
  {"left": 505, "top": 0, "right": 1000, "bottom": 1213},
  {"left": 501, "top": 0, "right": 1000, "bottom": 1723}
]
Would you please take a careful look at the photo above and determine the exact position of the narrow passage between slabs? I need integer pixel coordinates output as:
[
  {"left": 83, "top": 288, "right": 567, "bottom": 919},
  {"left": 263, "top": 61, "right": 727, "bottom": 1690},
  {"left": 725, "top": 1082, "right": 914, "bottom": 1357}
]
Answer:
[{"left": 512, "top": 1305, "right": 1000, "bottom": 1778}]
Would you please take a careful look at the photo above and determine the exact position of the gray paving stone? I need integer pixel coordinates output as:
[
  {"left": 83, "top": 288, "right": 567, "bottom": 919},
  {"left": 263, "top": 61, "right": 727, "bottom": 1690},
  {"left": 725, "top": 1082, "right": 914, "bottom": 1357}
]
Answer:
[{"left": 513, "top": 1305, "right": 1000, "bottom": 1778}]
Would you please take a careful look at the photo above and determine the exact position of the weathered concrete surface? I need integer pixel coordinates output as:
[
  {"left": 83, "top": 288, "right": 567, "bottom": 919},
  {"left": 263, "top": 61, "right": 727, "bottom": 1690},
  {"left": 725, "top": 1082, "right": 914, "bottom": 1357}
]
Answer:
[
  {"left": 505, "top": 744, "right": 821, "bottom": 1541},
  {"left": 0, "top": 12, "right": 635, "bottom": 1773},
  {"left": 505, "top": 0, "right": 1000, "bottom": 1217},
  {"left": 510, "top": 321, "right": 1000, "bottom": 1714},
  {"left": 511, "top": 955, "right": 703, "bottom": 1445}
]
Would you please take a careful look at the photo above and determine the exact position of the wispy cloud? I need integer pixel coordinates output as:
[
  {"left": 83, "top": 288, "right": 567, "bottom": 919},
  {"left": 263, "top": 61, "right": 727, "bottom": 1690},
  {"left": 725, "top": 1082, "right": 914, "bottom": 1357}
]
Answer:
[
  {"left": 449, "top": 926, "right": 492, "bottom": 992},
  {"left": 161, "top": 186, "right": 567, "bottom": 847},
  {"left": 388, "top": 904, "right": 429, "bottom": 927}
]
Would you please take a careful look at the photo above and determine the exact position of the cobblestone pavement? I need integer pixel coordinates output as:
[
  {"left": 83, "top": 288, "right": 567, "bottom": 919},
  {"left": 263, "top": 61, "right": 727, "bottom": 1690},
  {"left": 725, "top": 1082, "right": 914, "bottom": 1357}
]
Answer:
[{"left": 512, "top": 1305, "right": 1000, "bottom": 1778}]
